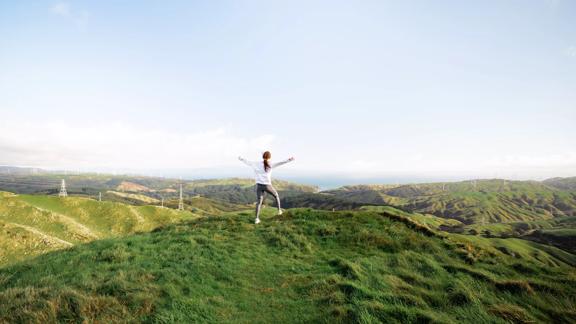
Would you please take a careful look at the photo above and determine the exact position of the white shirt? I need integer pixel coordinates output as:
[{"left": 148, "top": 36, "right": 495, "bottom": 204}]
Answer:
[{"left": 239, "top": 157, "right": 293, "bottom": 185}]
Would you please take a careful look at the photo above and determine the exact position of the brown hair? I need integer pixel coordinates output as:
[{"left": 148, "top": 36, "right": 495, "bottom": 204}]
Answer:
[{"left": 263, "top": 151, "right": 271, "bottom": 171}]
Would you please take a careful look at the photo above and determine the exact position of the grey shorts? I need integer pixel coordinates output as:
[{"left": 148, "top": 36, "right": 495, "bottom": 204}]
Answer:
[{"left": 256, "top": 183, "right": 279, "bottom": 200}]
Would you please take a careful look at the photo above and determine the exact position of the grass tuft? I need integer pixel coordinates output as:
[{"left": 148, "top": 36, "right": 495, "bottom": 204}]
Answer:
[
  {"left": 329, "top": 258, "right": 363, "bottom": 280},
  {"left": 488, "top": 304, "right": 533, "bottom": 324},
  {"left": 494, "top": 280, "right": 534, "bottom": 295}
]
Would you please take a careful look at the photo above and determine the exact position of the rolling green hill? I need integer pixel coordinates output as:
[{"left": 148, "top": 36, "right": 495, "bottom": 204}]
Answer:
[
  {"left": 0, "top": 192, "right": 197, "bottom": 266},
  {"left": 543, "top": 177, "right": 576, "bottom": 191},
  {"left": 0, "top": 208, "right": 574, "bottom": 323},
  {"left": 324, "top": 179, "right": 576, "bottom": 254},
  {"left": 177, "top": 196, "right": 250, "bottom": 215},
  {"left": 522, "top": 219, "right": 576, "bottom": 254},
  {"left": 282, "top": 192, "right": 370, "bottom": 210},
  {"left": 327, "top": 179, "right": 576, "bottom": 224}
]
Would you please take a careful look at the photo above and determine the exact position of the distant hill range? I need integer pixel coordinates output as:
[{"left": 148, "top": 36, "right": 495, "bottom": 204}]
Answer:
[
  {"left": 543, "top": 177, "right": 576, "bottom": 191},
  {"left": 322, "top": 178, "right": 576, "bottom": 253},
  {"left": 0, "top": 166, "right": 319, "bottom": 204},
  {"left": 325, "top": 179, "right": 576, "bottom": 223},
  {"left": 0, "top": 166, "right": 574, "bottom": 253}
]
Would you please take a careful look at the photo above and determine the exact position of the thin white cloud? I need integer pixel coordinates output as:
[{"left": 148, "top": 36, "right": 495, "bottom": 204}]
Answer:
[
  {"left": 50, "top": 2, "right": 89, "bottom": 29},
  {"left": 544, "top": 0, "right": 561, "bottom": 9},
  {"left": 564, "top": 45, "right": 576, "bottom": 57},
  {"left": 50, "top": 2, "right": 71, "bottom": 17},
  {"left": 0, "top": 121, "right": 275, "bottom": 170}
]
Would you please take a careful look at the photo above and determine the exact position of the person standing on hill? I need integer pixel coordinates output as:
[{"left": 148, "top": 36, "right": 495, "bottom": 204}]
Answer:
[{"left": 239, "top": 151, "right": 295, "bottom": 224}]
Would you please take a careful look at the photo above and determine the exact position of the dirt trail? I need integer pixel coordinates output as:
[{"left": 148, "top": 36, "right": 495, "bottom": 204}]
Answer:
[
  {"left": 9, "top": 223, "right": 73, "bottom": 247},
  {"left": 20, "top": 202, "right": 100, "bottom": 240},
  {"left": 128, "top": 205, "right": 146, "bottom": 224}
]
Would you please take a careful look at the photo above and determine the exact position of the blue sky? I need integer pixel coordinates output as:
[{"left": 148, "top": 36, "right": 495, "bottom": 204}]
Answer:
[{"left": 0, "top": 0, "right": 575, "bottom": 181}]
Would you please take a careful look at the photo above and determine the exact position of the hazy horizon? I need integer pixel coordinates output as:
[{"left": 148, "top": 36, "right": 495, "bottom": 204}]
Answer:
[
  {"left": 1, "top": 164, "right": 572, "bottom": 191},
  {"left": 1, "top": 1, "right": 575, "bottom": 179}
]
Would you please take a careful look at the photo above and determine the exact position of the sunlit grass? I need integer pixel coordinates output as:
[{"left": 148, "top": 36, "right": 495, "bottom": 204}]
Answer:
[{"left": 1, "top": 208, "right": 574, "bottom": 323}]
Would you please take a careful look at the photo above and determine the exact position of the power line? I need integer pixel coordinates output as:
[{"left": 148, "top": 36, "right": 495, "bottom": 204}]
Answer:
[
  {"left": 0, "top": 178, "right": 60, "bottom": 184},
  {"left": 0, "top": 180, "right": 60, "bottom": 185},
  {"left": 0, "top": 181, "right": 60, "bottom": 186},
  {"left": 0, "top": 183, "right": 62, "bottom": 189}
]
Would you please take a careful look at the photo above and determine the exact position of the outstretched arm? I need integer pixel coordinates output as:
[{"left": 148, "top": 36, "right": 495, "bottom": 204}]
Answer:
[
  {"left": 238, "top": 156, "right": 250, "bottom": 165},
  {"left": 239, "top": 156, "right": 256, "bottom": 169},
  {"left": 271, "top": 157, "right": 295, "bottom": 169}
]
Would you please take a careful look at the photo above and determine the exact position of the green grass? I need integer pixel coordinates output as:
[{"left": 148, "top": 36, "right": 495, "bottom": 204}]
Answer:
[
  {"left": 16, "top": 194, "right": 193, "bottom": 236},
  {"left": 327, "top": 179, "right": 576, "bottom": 224},
  {"left": 326, "top": 179, "right": 576, "bottom": 257},
  {"left": 539, "top": 228, "right": 576, "bottom": 237},
  {"left": 522, "top": 228, "right": 576, "bottom": 254},
  {"left": 0, "top": 208, "right": 575, "bottom": 323},
  {"left": 180, "top": 196, "right": 251, "bottom": 215},
  {"left": 0, "top": 192, "right": 195, "bottom": 265},
  {"left": 360, "top": 205, "right": 463, "bottom": 229},
  {"left": 449, "top": 234, "right": 576, "bottom": 267}
]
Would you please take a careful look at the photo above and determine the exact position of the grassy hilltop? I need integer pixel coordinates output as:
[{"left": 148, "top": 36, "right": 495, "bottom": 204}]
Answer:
[{"left": 0, "top": 208, "right": 575, "bottom": 323}]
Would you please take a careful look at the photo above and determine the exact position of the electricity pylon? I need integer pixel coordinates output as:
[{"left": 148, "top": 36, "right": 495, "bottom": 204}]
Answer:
[
  {"left": 59, "top": 179, "right": 68, "bottom": 197},
  {"left": 178, "top": 184, "right": 184, "bottom": 211}
]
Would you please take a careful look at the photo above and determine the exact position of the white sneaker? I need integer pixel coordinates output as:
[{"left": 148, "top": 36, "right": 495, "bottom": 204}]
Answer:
[
  {"left": 277, "top": 209, "right": 283, "bottom": 216},
  {"left": 255, "top": 218, "right": 261, "bottom": 224}
]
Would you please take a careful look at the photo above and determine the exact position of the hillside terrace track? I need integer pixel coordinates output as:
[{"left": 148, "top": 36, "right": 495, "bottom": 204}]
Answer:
[
  {"left": 17, "top": 202, "right": 101, "bottom": 241},
  {"left": 7, "top": 223, "right": 73, "bottom": 247}
]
